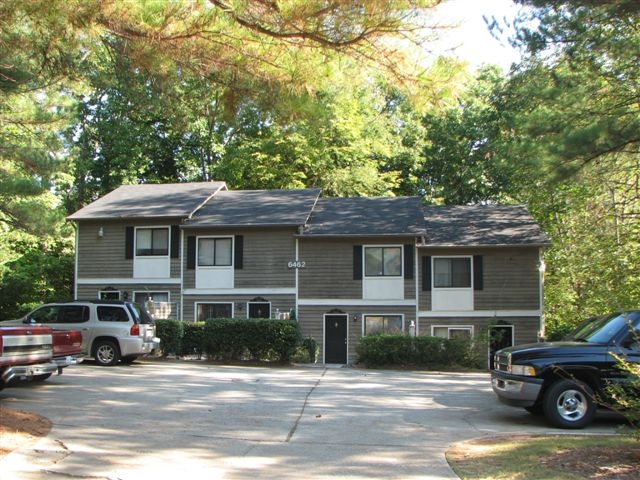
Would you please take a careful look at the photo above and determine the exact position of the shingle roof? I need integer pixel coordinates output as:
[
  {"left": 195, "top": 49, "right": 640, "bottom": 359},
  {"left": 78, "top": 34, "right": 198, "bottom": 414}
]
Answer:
[
  {"left": 184, "top": 189, "right": 321, "bottom": 228},
  {"left": 67, "top": 182, "right": 227, "bottom": 220},
  {"left": 303, "top": 197, "right": 427, "bottom": 237},
  {"left": 422, "top": 204, "right": 550, "bottom": 247}
]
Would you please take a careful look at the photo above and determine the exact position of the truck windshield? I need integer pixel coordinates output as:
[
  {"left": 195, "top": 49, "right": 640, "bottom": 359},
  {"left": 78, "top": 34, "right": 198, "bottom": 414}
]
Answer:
[{"left": 568, "top": 312, "right": 640, "bottom": 344}]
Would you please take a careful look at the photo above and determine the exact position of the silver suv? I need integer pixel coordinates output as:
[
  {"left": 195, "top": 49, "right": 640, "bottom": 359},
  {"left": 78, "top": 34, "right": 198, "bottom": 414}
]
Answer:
[{"left": 19, "top": 300, "right": 160, "bottom": 366}]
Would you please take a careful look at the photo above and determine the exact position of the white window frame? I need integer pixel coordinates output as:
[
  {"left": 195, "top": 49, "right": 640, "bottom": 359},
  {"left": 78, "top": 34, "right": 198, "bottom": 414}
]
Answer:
[
  {"left": 133, "top": 226, "right": 171, "bottom": 279},
  {"left": 195, "top": 302, "right": 234, "bottom": 321},
  {"left": 363, "top": 245, "right": 404, "bottom": 300},
  {"left": 431, "top": 325, "right": 474, "bottom": 339},
  {"left": 195, "top": 236, "right": 234, "bottom": 289},
  {"left": 363, "top": 314, "right": 404, "bottom": 336},
  {"left": 431, "top": 256, "right": 474, "bottom": 311}
]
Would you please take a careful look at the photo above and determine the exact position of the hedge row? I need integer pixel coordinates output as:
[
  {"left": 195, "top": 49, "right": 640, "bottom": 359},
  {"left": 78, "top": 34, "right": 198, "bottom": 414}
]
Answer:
[
  {"left": 155, "top": 318, "right": 301, "bottom": 362},
  {"left": 356, "top": 334, "right": 481, "bottom": 368}
]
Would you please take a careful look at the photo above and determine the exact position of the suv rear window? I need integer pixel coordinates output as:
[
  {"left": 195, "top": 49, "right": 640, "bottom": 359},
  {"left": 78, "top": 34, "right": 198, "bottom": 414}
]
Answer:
[
  {"left": 97, "top": 306, "right": 130, "bottom": 323},
  {"left": 126, "top": 303, "right": 154, "bottom": 325}
]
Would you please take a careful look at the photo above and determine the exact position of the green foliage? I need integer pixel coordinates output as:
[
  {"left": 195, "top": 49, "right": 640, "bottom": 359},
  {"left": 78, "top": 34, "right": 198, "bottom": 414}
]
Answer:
[
  {"left": 301, "top": 337, "right": 319, "bottom": 363},
  {"left": 607, "top": 355, "right": 640, "bottom": 440},
  {"left": 181, "top": 322, "right": 205, "bottom": 358},
  {"left": 202, "top": 318, "right": 301, "bottom": 363},
  {"left": 356, "top": 334, "right": 481, "bottom": 369},
  {"left": 419, "top": 66, "right": 527, "bottom": 205},
  {"left": 0, "top": 237, "right": 74, "bottom": 319},
  {"left": 155, "top": 320, "right": 185, "bottom": 357}
]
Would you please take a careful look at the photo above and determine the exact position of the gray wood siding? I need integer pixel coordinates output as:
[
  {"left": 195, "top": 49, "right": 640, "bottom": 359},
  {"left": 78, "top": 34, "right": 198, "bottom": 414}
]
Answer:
[
  {"left": 418, "top": 247, "right": 542, "bottom": 311},
  {"left": 298, "top": 239, "right": 360, "bottom": 298},
  {"left": 182, "top": 228, "right": 297, "bottom": 289},
  {"left": 76, "top": 284, "right": 181, "bottom": 303},
  {"left": 298, "top": 304, "right": 417, "bottom": 364},
  {"left": 475, "top": 248, "right": 541, "bottom": 310},
  {"left": 182, "top": 294, "right": 296, "bottom": 321},
  {"left": 76, "top": 219, "right": 182, "bottom": 278},
  {"left": 298, "top": 238, "right": 416, "bottom": 300},
  {"left": 419, "top": 316, "right": 540, "bottom": 346}
]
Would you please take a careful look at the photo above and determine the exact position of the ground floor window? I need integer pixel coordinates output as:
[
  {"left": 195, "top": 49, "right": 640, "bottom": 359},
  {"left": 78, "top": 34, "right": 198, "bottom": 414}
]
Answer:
[
  {"left": 248, "top": 302, "right": 271, "bottom": 319},
  {"left": 364, "top": 315, "right": 403, "bottom": 335},
  {"left": 99, "top": 290, "right": 121, "bottom": 300},
  {"left": 197, "top": 302, "right": 233, "bottom": 321},
  {"left": 432, "top": 325, "right": 473, "bottom": 339}
]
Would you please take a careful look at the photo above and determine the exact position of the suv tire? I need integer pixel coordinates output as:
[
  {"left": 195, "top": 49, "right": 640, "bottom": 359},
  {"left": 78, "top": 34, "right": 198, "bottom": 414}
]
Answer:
[
  {"left": 543, "top": 379, "right": 596, "bottom": 429},
  {"left": 94, "top": 340, "right": 120, "bottom": 366}
]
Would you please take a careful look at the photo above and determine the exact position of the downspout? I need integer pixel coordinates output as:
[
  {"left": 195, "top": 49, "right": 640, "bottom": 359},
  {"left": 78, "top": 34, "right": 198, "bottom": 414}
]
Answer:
[
  {"left": 74, "top": 223, "right": 79, "bottom": 300},
  {"left": 295, "top": 236, "right": 299, "bottom": 322},
  {"left": 538, "top": 248, "right": 546, "bottom": 341},
  {"left": 414, "top": 240, "right": 420, "bottom": 336},
  {"left": 180, "top": 227, "right": 184, "bottom": 322}
]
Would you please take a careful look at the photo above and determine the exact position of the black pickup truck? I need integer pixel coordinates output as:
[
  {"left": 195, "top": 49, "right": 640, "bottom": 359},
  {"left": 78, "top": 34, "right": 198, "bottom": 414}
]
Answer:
[{"left": 491, "top": 311, "right": 640, "bottom": 428}]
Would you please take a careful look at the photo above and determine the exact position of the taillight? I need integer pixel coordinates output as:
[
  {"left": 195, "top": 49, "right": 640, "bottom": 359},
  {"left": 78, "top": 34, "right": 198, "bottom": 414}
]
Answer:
[
  {"left": 130, "top": 324, "right": 140, "bottom": 336},
  {"left": 71, "top": 330, "right": 82, "bottom": 347}
]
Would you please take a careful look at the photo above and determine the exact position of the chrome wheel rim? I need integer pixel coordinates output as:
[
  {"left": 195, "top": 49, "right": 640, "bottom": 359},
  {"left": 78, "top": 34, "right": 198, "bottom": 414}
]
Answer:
[{"left": 557, "top": 389, "right": 587, "bottom": 422}]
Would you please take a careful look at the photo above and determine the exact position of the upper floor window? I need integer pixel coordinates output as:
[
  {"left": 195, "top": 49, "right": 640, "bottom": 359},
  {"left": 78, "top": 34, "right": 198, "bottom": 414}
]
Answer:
[
  {"left": 365, "top": 246, "right": 402, "bottom": 277},
  {"left": 433, "top": 257, "right": 471, "bottom": 288},
  {"left": 198, "top": 237, "right": 232, "bottom": 267},
  {"left": 136, "top": 228, "right": 169, "bottom": 256}
]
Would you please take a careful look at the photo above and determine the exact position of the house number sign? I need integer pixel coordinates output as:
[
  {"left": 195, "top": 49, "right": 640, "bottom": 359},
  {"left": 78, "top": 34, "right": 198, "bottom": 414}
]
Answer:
[{"left": 287, "top": 261, "right": 306, "bottom": 269}]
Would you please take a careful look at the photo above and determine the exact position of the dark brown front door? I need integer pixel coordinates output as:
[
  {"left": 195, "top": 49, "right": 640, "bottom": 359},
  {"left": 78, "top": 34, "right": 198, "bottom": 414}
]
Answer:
[
  {"left": 325, "top": 314, "right": 348, "bottom": 364},
  {"left": 489, "top": 324, "right": 514, "bottom": 369}
]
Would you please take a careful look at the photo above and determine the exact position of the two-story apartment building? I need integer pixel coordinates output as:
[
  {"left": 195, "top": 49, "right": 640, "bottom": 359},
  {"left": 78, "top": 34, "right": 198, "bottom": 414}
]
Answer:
[{"left": 68, "top": 182, "right": 550, "bottom": 365}]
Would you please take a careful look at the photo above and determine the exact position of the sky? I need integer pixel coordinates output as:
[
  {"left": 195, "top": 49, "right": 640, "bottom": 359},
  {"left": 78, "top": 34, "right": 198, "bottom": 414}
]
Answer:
[{"left": 426, "top": 0, "right": 525, "bottom": 70}]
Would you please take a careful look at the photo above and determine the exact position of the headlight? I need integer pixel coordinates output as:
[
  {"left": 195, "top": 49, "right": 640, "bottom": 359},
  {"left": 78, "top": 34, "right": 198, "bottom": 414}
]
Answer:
[{"left": 510, "top": 364, "right": 536, "bottom": 376}]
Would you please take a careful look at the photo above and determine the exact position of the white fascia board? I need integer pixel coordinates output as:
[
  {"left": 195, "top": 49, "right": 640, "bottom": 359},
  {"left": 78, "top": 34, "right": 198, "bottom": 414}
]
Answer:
[
  {"left": 418, "top": 310, "right": 542, "bottom": 318},
  {"left": 77, "top": 278, "right": 181, "bottom": 285},
  {"left": 298, "top": 299, "right": 417, "bottom": 307}
]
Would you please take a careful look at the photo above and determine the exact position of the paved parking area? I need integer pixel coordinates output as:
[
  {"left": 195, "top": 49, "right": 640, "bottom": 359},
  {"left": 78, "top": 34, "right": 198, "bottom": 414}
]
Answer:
[{"left": 0, "top": 361, "right": 623, "bottom": 479}]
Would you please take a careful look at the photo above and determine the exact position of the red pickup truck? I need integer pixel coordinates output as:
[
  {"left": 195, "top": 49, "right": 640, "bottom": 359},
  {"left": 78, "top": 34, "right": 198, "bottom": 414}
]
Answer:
[{"left": 0, "top": 325, "right": 83, "bottom": 389}]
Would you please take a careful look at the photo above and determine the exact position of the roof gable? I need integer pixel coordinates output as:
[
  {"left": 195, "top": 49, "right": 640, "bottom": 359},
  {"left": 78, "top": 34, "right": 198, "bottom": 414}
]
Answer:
[
  {"left": 423, "top": 204, "right": 550, "bottom": 247},
  {"left": 184, "top": 189, "right": 321, "bottom": 228},
  {"left": 303, "top": 196, "right": 427, "bottom": 237},
  {"left": 67, "top": 182, "right": 227, "bottom": 220}
]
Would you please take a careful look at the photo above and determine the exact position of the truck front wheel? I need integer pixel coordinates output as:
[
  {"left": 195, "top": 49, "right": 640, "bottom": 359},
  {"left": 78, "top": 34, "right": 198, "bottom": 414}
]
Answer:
[{"left": 543, "top": 379, "right": 596, "bottom": 429}]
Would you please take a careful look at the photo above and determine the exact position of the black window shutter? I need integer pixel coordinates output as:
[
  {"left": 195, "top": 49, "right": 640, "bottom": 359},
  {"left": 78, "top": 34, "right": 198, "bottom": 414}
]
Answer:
[
  {"left": 473, "top": 255, "right": 484, "bottom": 290},
  {"left": 404, "top": 244, "right": 414, "bottom": 279},
  {"left": 234, "top": 235, "right": 244, "bottom": 269},
  {"left": 170, "top": 225, "right": 180, "bottom": 258},
  {"left": 187, "top": 236, "right": 196, "bottom": 270},
  {"left": 353, "top": 245, "right": 363, "bottom": 280},
  {"left": 422, "top": 256, "right": 432, "bottom": 290},
  {"left": 125, "top": 226, "right": 134, "bottom": 259}
]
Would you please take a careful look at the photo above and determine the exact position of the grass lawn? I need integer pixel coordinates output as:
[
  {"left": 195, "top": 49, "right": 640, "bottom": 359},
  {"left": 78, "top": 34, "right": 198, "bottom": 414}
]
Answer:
[{"left": 446, "top": 434, "right": 640, "bottom": 480}]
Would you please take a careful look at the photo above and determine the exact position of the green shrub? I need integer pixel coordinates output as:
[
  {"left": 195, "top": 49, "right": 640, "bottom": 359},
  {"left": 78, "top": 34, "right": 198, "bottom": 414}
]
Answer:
[
  {"left": 356, "top": 334, "right": 481, "bottom": 369},
  {"left": 302, "top": 337, "right": 318, "bottom": 363},
  {"left": 180, "top": 322, "right": 205, "bottom": 358},
  {"left": 155, "top": 319, "right": 184, "bottom": 356},
  {"left": 607, "top": 356, "right": 640, "bottom": 440},
  {"left": 202, "top": 318, "right": 301, "bottom": 362}
]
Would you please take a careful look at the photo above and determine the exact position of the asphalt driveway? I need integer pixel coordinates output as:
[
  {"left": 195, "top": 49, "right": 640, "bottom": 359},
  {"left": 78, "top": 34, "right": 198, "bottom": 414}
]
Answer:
[{"left": 0, "top": 361, "right": 623, "bottom": 479}]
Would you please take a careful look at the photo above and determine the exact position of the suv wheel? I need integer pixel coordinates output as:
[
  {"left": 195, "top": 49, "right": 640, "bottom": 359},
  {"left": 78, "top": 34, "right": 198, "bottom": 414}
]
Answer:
[
  {"left": 94, "top": 340, "right": 120, "bottom": 366},
  {"left": 543, "top": 379, "right": 596, "bottom": 429}
]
